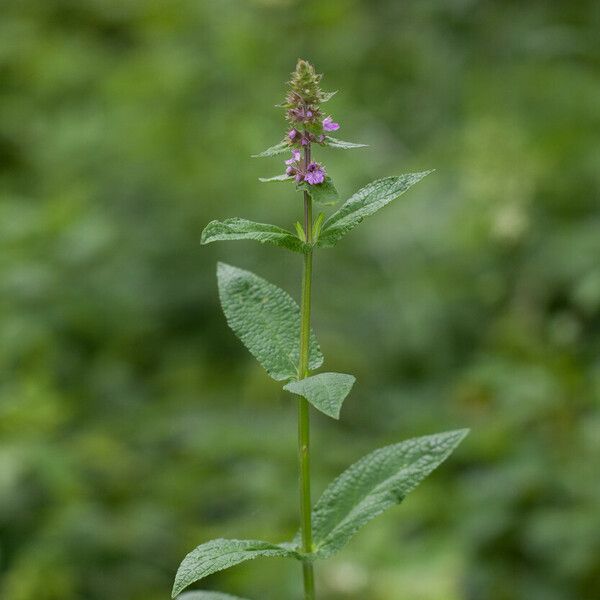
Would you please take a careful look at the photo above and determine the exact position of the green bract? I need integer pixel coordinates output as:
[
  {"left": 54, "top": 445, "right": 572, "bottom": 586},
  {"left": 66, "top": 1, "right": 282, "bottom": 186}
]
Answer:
[
  {"left": 251, "top": 140, "right": 289, "bottom": 158},
  {"left": 258, "top": 174, "right": 292, "bottom": 182},
  {"left": 217, "top": 263, "right": 323, "bottom": 381},
  {"left": 323, "top": 136, "right": 368, "bottom": 149},
  {"left": 299, "top": 177, "right": 339, "bottom": 205}
]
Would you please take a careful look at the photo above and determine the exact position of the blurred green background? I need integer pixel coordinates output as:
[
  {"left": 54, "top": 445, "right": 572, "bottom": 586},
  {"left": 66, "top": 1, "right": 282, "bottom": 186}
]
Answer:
[{"left": 2, "top": 1, "right": 600, "bottom": 599}]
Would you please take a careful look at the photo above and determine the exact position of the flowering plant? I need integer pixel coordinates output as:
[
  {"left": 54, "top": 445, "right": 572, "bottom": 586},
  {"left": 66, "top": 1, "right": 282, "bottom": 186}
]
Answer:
[{"left": 172, "top": 60, "right": 468, "bottom": 600}]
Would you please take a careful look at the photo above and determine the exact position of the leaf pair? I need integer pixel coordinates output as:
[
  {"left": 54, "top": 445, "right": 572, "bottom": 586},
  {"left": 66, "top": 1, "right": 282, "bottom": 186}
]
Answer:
[
  {"left": 250, "top": 135, "right": 366, "bottom": 159},
  {"left": 172, "top": 429, "right": 468, "bottom": 597},
  {"left": 201, "top": 171, "right": 432, "bottom": 253},
  {"left": 217, "top": 263, "right": 354, "bottom": 419}
]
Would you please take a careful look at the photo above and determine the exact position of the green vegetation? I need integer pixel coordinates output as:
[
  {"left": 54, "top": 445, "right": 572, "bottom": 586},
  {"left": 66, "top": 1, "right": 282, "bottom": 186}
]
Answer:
[{"left": 1, "top": 1, "right": 599, "bottom": 600}]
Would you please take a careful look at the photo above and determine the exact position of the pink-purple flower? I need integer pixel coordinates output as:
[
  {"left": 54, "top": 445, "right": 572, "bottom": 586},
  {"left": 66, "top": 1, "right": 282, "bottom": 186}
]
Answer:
[
  {"left": 322, "top": 116, "right": 340, "bottom": 132},
  {"left": 283, "top": 150, "right": 326, "bottom": 185},
  {"left": 305, "top": 162, "right": 326, "bottom": 185},
  {"left": 286, "top": 149, "right": 301, "bottom": 165}
]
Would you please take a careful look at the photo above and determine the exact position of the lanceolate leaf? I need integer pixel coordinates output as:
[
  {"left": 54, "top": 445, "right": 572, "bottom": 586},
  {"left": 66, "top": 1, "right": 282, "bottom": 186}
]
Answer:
[
  {"left": 310, "top": 429, "right": 468, "bottom": 558},
  {"left": 323, "top": 136, "right": 368, "bottom": 149},
  {"left": 318, "top": 171, "right": 433, "bottom": 247},
  {"left": 259, "top": 174, "right": 292, "bottom": 182},
  {"left": 300, "top": 176, "right": 339, "bottom": 205},
  {"left": 284, "top": 372, "right": 355, "bottom": 419},
  {"left": 172, "top": 539, "right": 297, "bottom": 598},
  {"left": 201, "top": 219, "right": 307, "bottom": 253},
  {"left": 178, "top": 592, "right": 251, "bottom": 600},
  {"left": 251, "top": 140, "right": 289, "bottom": 158},
  {"left": 217, "top": 263, "right": 324, "bottom": 381}
]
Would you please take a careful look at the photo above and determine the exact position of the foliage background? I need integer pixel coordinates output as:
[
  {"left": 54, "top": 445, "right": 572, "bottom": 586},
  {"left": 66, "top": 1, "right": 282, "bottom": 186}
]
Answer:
[{"left": 1, "top": 1, "right": 599, "bottom": 599}]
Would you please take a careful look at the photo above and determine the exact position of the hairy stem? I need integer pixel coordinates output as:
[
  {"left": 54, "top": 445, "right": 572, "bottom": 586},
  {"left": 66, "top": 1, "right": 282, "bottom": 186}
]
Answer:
[{"left": 298, "top": 141, "right": 316, "bottom": 600}]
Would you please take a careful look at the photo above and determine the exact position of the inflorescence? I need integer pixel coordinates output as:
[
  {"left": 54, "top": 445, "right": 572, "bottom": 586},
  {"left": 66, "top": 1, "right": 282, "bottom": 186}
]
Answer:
[{"left": 281, "top": 60, "right": 339, "bottom": 186}]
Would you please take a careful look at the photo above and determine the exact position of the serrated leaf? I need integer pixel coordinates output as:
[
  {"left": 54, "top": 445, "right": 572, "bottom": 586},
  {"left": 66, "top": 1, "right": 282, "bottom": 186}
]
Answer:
[
  {"left": 178, "top": 592, "right": 251, "bottom": 600},
  {"left": 309, "top": 429, "right": 468, "bottom": 558},
  {"left": 201, "top": 219, "right": 307, "bottom": 253},
  {"left": 251, "top": 140, "right": 289, "bottom": 158},
  {"left": 259, "top": 174, "right": 292, "bottom": 182},
  {"left": 284, "top": 372, "right": 355, "bottom": 419},
  {"left": 323, "top": 136, "right": 368, "bottom": 149},
  {"left": 300, "top": 176, "right": 339, "bottom": 205},
  {"left": 217, "top": 263, "right": 323, "bottom": 381},
  {"left": 318, "top": 171, "right": 433, "bottom": 247},
  {"left": 172, "top": 539, "right": 297, "bottom": 597}
]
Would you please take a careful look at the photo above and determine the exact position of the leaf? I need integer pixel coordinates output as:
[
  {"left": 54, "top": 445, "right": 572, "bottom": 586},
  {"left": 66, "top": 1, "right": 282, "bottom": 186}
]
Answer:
[
  {"left": 178, "top": 592, "right": 251, "bottom": 600},
  {"left": 318, "top": 171, "right": 433, "bottom": 247},
  {"left": 172, "top": 539, "right": 297, "bottom": 597},
  {"left": 300, "top": 176, "right": 339, "bottom": 205},
  {"left": 320, "top": 90, "right": 338, "bottom": 102},
  {"left": 259, "top": 174, "right": 292, "bottom": 182},
  {"left": 284, "top": 372, "right": 355, "bottom": 419},
  {"left": 323, "top": 136, "right": 368, "bottom": 149},
  {"left": 217, "top": 263, "right": 324, "bottom": 381},
  {"left": 251, "top": 140, "right": 289, "bottom": 158},
  {"left": 309, "top": 429, "right": 468, "bottom": 558},
  {"left": 201, "top": 219, "right": 307, "bottom": 253}
]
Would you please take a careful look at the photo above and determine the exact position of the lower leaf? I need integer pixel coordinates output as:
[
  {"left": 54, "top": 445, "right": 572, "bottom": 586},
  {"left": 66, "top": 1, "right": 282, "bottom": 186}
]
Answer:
[
  {"left": 310, "top": 429, "right": 469, "bottom": 558},
  {"left": 172, "top": 538, "right": 298, "bottom": 598}
]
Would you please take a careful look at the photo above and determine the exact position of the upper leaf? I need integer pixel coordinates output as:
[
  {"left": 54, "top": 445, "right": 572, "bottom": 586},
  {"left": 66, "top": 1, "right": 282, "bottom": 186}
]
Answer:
[
  {"left": 217, "top": 263, "right": 324, "bottom": 381},
  {"left": 172, "top": 538, "right": 297, "bottom": 597},
  {"left": 323, "top": 136, "right": 368, "bottom": 150},
  {"left": 201, "top": 218, "right": 307, "bottom": 253},
  {"left": 259, "top": 174, "right": 292, "bottom": 182},
  {"left": 251, "top": 140, "right": 289, "bottom": 158},
  {"left": 320, "top": 90, "right": 338, "bottom": 103},
  {"left": 178, "top": 593, "right": 251, "bottom": 600},
  {"left": 318, "top": 171, "right": 433, "bottom": 247},
  {"left": 310, "top": 429, "right": 468, "bottom": 558},
  {"left": 299, "top": 177, "right": 339, "bottom": 206},
  {"left": 284, "top": 372, "right": 355, "bottom": 419}
]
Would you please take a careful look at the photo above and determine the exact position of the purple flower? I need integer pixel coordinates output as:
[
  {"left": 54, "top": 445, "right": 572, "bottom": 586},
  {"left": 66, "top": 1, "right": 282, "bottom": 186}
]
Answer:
[
  {"left": 305, "top": 162, "right": 326, "bottom": 185},
  {"left": 288, "top": 129, "right": 298, "bottom": 140},
  {"left": 322, "top": 116, "right": 339, "bottom": 132},
  {"left": 286, "top": 149, "right": 301, "bottom": 165}
]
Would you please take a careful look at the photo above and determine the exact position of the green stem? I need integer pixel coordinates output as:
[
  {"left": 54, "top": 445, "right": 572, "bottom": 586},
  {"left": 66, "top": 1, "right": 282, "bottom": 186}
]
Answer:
[{"left": 298, "top": 143, "right": 316, "bottom": 598}]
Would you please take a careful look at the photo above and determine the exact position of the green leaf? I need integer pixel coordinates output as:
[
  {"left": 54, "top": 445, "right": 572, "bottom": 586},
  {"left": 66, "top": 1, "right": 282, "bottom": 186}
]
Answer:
[
  {"left": 300, "top": 176, "right": 339, "bottom": 205},
  {"left": 259, "top": 174, "right": 292, "bottom": 182},
  {"left": 217, "top": 263, "right": 324, "bottom": 381},
  {"left": 201, "top": 219, "right": 307, "bottom": 253},
  {"left": 172, "top": 539, "right": 297, "bottom": 597},
  {"left": 320, "top": 90, "right": 338, "bottom": 102},
  {"left": 310, "top": 429, "right": 468, "bottom": 558},
  {"left": 251, "top": 140, "right": 289, "bottom": 158},
  {"left": 318, "top": 171, "right": 433, "bottom": 247},
  {"left": 323, "top": 136, "right": 368, "bottom": 149},
  {"left": 284, "top": 372, "right": 355, "bottom": 419},
  {"left": 178, "top": 592, "right": 251, "bottom": 600}
]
